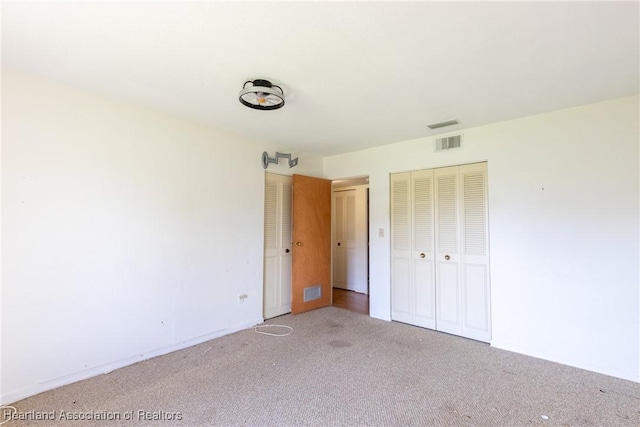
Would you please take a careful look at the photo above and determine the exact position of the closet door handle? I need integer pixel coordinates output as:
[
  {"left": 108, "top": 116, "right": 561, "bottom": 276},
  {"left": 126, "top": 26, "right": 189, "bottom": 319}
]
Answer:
[
  {"left": 285, "top": 249, "right": 290, "bottom": 253},
  {"left": 419, "top": 253, "right": 425, "bottom": 258},
  {"left": 444, "top": 255, "right": 450, "bottom": 261}
]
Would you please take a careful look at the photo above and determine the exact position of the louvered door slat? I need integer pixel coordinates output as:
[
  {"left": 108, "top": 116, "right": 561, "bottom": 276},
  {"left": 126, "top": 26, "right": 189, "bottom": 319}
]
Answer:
[
  {"left": 282, "top": 183, "right": 292, "bottom": 248},
  {"left": 335, "top": 196, "right": 344, "bottom": 242},
  {"left": 436, "top": 174, "right": 458, "bottom": 254},
  {"left": 392, "top": 179, "right": 410, "bottom": 251},
  {"left": 463, "top": 172, "right": 486, "bottom": 256},
  {"left": 264, "top": 180, "right": 278, "bottom": 250},
  {"left": 413, "top": 175, "right": 433, "bottom": 251}
]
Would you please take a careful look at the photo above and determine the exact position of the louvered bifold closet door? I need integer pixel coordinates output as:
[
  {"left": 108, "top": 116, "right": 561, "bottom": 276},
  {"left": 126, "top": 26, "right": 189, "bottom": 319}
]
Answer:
[
  {"left": 459, "top": 163, "right": 490, "bottom": 342},
  {"left": 263, "top": 174, "right": 292, "bottom": 320},
  {"left": 392, "top": 163, "right": 490, "bottom": 341},
  {"left": 434, "top": 166, "right": 463, "bottom": 336},
  {"left": 412, "top": 170, "right": 436, "bottom": 328},
  {"left": 391, "top": 171, "right": 435, "bottom": 329},
  {"left": 390, "top": 173, "right": 413, "bottom": 324}
]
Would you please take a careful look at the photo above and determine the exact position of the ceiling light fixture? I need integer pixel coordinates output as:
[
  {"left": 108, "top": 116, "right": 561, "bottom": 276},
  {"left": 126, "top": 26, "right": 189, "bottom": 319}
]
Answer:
[{"left": 239, "top": 79, "right": 285, "bottom": 110}]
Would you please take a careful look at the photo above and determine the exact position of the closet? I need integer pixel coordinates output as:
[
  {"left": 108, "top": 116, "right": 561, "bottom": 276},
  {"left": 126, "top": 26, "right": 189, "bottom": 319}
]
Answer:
[
  {"left": 263, "top": 173, "right": 292, "bottom": 319},
  {"left": 390, "top": 162, "right": 491, "bottom": 342}
]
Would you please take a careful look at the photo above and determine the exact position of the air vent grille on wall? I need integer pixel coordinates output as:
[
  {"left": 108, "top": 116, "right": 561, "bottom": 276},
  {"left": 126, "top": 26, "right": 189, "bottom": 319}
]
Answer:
[{"left": 435, "top": 135, "right": 462, "bottom": 152}]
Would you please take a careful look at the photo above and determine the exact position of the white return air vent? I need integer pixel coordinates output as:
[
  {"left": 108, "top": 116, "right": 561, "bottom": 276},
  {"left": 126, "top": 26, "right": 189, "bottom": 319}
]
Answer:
[{"left": 435, "top": 135, "right": 462, "bottom": 152}]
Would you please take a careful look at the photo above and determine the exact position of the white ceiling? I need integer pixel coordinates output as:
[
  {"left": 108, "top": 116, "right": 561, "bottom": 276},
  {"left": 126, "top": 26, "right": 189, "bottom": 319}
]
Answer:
[{"left": 3, "top": 1, "right": 639, "bottom": 156}]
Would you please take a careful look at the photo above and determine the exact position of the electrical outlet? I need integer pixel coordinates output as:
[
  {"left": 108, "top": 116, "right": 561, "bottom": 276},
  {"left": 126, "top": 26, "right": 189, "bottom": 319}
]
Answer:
[{"left": 238, "top": 294, "right": 248, "bottom": 303}]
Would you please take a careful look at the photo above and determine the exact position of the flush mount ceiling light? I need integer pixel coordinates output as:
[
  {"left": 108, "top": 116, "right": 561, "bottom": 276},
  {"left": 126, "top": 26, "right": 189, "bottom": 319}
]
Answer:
[{"left": 239, "top": 79, "right": 285, "bottom": 110}]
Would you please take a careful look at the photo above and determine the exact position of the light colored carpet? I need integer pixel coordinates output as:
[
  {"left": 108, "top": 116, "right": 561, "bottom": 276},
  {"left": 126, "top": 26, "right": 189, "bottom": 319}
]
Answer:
[{"left": 5, "top": 306, "right": 640, "bottom": 426}]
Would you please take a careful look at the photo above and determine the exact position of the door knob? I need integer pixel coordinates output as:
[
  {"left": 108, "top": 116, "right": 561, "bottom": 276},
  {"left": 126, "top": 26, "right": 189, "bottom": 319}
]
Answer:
[
  {"left": 295, "top": 242, "right": 302, "bottom": 247},
  {"left": 285, "top": 248, "right": 290, "bottom": 253},
  {"left": 337, "top": 242, "right": 341, "bottom": 246},
  {"left": 445, "top": 255, "right": 450, "bottom": 260},
  {"left": 419, "top": 253, "right": 425, "bottom": 258}
]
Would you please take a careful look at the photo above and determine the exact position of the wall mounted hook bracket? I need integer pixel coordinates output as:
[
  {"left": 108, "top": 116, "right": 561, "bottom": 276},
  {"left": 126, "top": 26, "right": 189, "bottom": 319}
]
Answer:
[{"left": 262, "top": 151, "right": 298, "bottom": 169}]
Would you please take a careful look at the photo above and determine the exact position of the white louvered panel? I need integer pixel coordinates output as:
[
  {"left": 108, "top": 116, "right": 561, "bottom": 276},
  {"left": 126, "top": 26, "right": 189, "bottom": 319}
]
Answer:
[
  {"left": 463, "top": 172, "right": 486, "bottom": 256},
  {"left": 437, "top": 174, "right": 458, "bottom": 254},
  {"left": 264, "top": 180, "right": 278, "bottom": 250},
  {"left": 391, "top": 173, "right": 411, "bottom": 324},
  {"left": 392, "top": 179, "right": 410, "bottom": 251},
  {"left": 335, "top": 195, "right": 344, "bottom": 242},
  {"left": 346, "top": 194, "right": 356, "bottom": 241},
  {"left": 264, "top": 173, "right": 292, "bottom": 320},
  {"left": 413, "top": 175, "right": 432, "bottom": 251},
  {"left": 281, "top": 181, "right": 292, "bottom": 248}
]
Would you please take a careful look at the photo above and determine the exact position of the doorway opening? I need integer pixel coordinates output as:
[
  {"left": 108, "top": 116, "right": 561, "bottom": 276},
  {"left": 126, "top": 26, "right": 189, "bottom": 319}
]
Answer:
[
  {"left": 262, "top": 173, "right": 370, "bottom": 319},
  {"left": 331, "top": 176, "right": 370, "bottom": 315}
]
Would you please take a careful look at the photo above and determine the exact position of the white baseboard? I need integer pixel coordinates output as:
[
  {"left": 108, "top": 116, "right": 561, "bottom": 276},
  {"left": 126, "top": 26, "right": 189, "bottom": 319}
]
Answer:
[{"left": 1, "top": 317, "right": 263, "bottom": 405}]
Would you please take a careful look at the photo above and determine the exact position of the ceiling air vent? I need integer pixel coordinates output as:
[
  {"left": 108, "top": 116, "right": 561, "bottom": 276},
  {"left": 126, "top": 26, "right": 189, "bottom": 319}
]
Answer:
[
  {"left": 427, "top": 119, "right": 459, "bottom": 129},
  {"left": 435, "top": 135, "right": 462, "bottom": 152}
]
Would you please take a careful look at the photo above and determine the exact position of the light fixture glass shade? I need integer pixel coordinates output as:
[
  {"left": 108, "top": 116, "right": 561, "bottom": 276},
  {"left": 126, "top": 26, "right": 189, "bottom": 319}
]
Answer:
[{"left": 239, "top": 79, "right": 285, "bottom": 110}]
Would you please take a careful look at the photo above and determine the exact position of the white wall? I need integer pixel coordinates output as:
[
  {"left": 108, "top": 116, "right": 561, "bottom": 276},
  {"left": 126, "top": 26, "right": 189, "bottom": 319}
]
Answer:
[
  {"left": 2, "top": 70, "right": 637, "bottom": 403},
  {"left": 0, "top": 71, "right": 322, "bottom": 403},
  {"left": 324, "top": 96, "right": 640, "bottom": 382}
]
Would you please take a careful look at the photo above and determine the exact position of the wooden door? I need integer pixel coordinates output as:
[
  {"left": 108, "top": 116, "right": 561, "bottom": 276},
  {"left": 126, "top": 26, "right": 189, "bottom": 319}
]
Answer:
[
  {"left": 263, "top": 173, "right": 292, "bottom": 319},
  {"left": 291, "top": 174, "right": 332, "bottom": 314}
]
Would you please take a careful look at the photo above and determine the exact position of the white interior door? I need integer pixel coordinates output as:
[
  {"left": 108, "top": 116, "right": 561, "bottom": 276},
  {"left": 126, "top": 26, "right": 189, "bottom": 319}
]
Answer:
[
  {"left": 459, "top": 163, "right": 491, "bottom": 342},
  {"left": 263, "top": 173, "right": 292, "bottom": 319},
  {"left": 434, "top": 166, "right": 462, "bottom": 336},
  {"left": 390, "top": 172, "right": 435, "bottom": 328},
  {"left": 391, "top": 173, "right": 412, "bottom": 324},
  {"left": 333, "top": 191, "right": 348, "bottom": 289},
  {"left": 412, "top": 169, "right": 436, "bottom": 328},
  {"left": 332, "top": 186, "right": 368, "bottom": 293}
]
